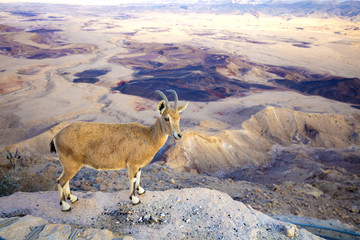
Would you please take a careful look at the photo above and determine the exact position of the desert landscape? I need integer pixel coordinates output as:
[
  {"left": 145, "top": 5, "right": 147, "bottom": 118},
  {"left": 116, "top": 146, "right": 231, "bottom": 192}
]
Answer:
[{"left": 0, "top": 0, "right": 360, "bottom": 239}]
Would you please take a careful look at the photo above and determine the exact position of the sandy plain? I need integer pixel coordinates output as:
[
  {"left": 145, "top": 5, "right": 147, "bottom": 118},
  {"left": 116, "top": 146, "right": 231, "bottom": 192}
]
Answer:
[{"left": 0, "top": 2, "right": 360, "bottom": 239}]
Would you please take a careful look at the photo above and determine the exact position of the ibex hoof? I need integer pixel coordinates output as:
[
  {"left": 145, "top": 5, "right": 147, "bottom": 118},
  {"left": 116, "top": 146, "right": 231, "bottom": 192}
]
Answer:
[
  {"left": 61, "top": 202, "right": 71, "bottom": 212},
  {"left": 132, "top": 200, "right": 141, "bottom": 205},
  {"left": 69, "top": 195, "right": 78, "bottom": 203},
  {"left": 62, "top": 207, "right": 72, "bottom": 212},
  {"left": 131, "top": 196, "right": 140, "bottom": 205},
  {"left": 138, "top": 187, "right": 146, "bottom": 195}
]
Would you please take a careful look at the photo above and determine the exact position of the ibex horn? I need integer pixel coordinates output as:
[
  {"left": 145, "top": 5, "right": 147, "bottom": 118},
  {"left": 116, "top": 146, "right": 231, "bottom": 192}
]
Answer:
[
  {"left": 155, "top": 90, "right": 169, "bottom": 109},
  {"left": 166, "top": 89, "right": 178, "bottom": 110},
  {"left": 6, "top": 149, "right": 12, "bottom": 158}
]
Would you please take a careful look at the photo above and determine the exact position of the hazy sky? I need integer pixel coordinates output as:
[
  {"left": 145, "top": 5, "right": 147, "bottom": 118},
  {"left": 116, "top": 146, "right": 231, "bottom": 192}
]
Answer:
[
  {"left": 0, "top": 0, "right": 151, "bottom": 5},
  {"left": 0, "top": 0, "right": 354, "bottom": 4}
]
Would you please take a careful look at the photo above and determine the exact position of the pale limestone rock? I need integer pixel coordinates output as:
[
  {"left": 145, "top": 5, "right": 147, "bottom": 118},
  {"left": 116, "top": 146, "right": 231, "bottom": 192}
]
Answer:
[
  {"left": 284, "top": 224, "right": 298, "bottom": 238},
  {"left": 37, "top": 224, "right": 71, "bottom": 240},
  {"left": 0, "top": 215, "right": 47, "bottom": 240},
  {"left": 0, "top": 189, "right": 323, "bottom": 240},
  {"left": 73, "top": 228, "right": 114, "bottom": 240}
]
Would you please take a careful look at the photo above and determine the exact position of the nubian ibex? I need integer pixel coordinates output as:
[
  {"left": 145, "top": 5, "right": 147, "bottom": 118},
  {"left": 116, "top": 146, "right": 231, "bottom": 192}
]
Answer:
[
  {"left": 6, "top": 148, "right": 20, "bottom": 169},
  {"left": 50, "top": 90, "right": 188, "bottom": 211}
]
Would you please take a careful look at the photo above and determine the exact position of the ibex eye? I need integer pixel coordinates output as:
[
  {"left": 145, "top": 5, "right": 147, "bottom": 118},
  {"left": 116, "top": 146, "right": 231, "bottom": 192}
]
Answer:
[{"left": 164, "top": 117, "right": 170, "bottom": 121}]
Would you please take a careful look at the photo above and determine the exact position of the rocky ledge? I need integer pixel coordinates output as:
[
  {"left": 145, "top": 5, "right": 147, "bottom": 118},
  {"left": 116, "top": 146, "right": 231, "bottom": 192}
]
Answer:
[{"left": 0, "top": 188, "right": 321, "bottom": 239}]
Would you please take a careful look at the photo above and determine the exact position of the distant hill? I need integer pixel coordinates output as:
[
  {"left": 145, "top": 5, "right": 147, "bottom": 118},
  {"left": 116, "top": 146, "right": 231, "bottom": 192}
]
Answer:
[
  {"left": 1, "top": 0, "right": 359, "bottom": 18},
  {"left": 119, "top": 0, "right": 360, "bottom": 19},
  {"left": 188, "top": 1, "right": 360, "bottom": 18}
]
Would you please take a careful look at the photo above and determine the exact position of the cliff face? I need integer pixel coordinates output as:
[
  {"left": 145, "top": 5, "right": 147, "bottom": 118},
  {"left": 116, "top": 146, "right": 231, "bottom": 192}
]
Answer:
[
  {"left": 0, "top": 188, "right": 321, "bottom": 240},
  {"left": 164, "top": 107, "right": 360, "bottom": 175}
]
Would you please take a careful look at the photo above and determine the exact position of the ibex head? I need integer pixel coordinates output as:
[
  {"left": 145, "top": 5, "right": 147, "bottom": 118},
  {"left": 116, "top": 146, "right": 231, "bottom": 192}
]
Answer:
[
  {"left": 6, "top": 148, "right": 20, "bottom": 169},
  {"left": 155, "top": 90, "right": 188, "bottom": 140}
]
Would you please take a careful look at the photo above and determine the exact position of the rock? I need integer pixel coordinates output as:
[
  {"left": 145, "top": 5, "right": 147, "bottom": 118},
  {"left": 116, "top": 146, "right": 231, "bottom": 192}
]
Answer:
[
  {"left": 143, "top": 214, "right": 151, "bottom": 222},
  {"left": 80, "top": 184, "right": 93, "bottom": 191},
  {"left": 291, "top": 206, "right": 302, "bottom": 216},
  {"left": 0, "top": 216, "right": 115, "bottom": 240},
  {"left": 94, "top": 176, "right": 103, "bottom": 184},
  {"left": 122, "top": 237, "right": 135, "bottom": 240},
  {"left": 284, "top": 224, "right": 298, "bottom": 238},
  {"left": 73, "top": 180, "right": 81, "bottom": 188},
  {"left": 140, "top": 214, "right": 158, "bottom": 224},
  {"left": 0, "top": 189, "right": 322, "bottom": 240},
  {"left": 350, "top": 205, "right": 360, "bottom": 213},
  {"left": 74, "top": 228, "right": 114, "bottom": 240},
  {"left": 100, "top": 183, "right": 107, "bottom": 191},
  {"left": 346, "top": 185, "right": 357, "bottom": 192},
  {"left": 37, "top": 224, "right": 71, "bottom": 240},
  {"left": 121, "top": 188, "right": 321, "bottom": 239},
  {"left": 0, "top": 215, "right": 47, "bottom": 240},
  {"left": 281, "top": 182, "right": 323, "bottom": 199}
]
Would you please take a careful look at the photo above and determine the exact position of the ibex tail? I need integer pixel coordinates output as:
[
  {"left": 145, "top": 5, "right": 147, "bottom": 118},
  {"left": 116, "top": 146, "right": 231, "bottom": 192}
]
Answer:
[{"left": 50, "top": 138, "right": 56, "bottom": 153}]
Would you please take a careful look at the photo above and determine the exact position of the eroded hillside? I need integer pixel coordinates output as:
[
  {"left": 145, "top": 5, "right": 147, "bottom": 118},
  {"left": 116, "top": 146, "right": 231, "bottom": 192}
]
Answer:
[{"left": 164, "top": 107, "right": 360, "bottom": 175}]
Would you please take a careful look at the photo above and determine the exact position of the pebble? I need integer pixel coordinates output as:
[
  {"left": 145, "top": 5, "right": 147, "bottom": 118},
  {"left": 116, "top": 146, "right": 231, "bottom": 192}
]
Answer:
[
  {"left": 73, "top": 180, "right": 81, "bottom": 188},
  {"left": 144, "top": 214, "right": 151, "bottom": 221},
  {"left": 350, "top": 205, "right": 359, "bottom": 213},
  {"left": 284, "top": 225, "right": 298, "bottom": 238}
]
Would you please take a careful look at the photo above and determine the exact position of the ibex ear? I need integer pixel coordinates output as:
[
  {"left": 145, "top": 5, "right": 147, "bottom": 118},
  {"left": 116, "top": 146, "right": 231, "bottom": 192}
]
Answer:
[
  {"left": 157, "top": 100, "right": 166, "bottom": 115},
  {"left": 177, "top": 102, "right": 189, "bottom": 113}
]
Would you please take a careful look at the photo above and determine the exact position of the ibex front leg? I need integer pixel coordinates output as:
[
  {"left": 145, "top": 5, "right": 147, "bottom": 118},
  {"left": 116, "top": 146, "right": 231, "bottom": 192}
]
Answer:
[{"left": 58, "top": 183, "right": 71, "bottom": 212}]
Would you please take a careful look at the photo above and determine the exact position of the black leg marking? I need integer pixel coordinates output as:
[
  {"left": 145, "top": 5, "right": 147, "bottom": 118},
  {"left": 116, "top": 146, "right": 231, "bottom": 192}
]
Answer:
[
  {"left": 132, "top": 180, "right": 136, "bottom": 197},
  {"left": 60, "top": 189, "right": 66, "bottom": 204}
]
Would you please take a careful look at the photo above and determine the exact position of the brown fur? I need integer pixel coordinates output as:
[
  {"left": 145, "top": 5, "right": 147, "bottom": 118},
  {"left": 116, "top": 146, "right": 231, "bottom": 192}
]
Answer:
[{"left": 51, "top": 93, "right": 188, "bottom": 210}]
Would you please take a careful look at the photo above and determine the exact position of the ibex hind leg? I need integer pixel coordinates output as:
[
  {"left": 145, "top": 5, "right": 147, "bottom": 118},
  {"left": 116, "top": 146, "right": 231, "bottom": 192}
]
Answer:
[
  {"left": 64, "top": 181, "right": 78, "bottom": 204},
  {"left": 128, "top": 167, "right": 141, "bottom": 205},
  {"left": 135, "top": 169, "right": 145, "bottom": 195},
  {"left": 57, "top": 164, "right": 81, "bottom": 211}
]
